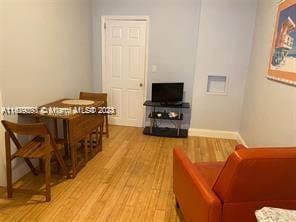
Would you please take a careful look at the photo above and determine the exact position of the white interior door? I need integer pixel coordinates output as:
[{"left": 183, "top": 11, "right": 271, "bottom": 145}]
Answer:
[{"left": 104, "top": 19, "right": 147, "bottom": 127}]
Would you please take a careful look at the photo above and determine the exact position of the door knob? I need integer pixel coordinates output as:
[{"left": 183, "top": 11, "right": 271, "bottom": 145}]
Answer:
[{"left": 139, "top": 83, "right": 143, "bottom": 87}]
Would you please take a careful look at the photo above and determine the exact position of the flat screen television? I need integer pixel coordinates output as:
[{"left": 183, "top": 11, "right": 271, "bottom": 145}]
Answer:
[{"left": 152, "top": 83, "right": 184, "bottom": 104}]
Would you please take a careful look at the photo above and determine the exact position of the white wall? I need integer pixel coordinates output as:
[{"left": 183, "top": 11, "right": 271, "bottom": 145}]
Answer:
[
  {"left": 240, "top": 0, "right": 296, "bottom": 147},
  {"left": 190, "top": 0, "right": 257, "bottom": 132},
  {"left": 0, "top": 91, "right": 5, "bottom": 186},
  {"left": 0, "top": 0, "right": 3, "bottom": 90},
  {"left": 1, "top": 0, "right": 93, "bottom": 184},
  {"left": 92, "top": 0, "right": 201, "bottom": 105},
  {"left": 2, "top": 0, "right": 93, "bottom": 107},
  {"left": 0, "top": 0, "right": 6, "bottom": 186}
]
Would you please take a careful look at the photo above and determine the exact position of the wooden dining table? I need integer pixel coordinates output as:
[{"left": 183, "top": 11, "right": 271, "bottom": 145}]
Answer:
[{"left": 36, "top": 98, "right": 104, "bottom": 178}]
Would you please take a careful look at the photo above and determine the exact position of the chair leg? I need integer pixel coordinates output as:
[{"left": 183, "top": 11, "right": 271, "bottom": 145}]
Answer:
[
  {"left": 44, "top": 155, "right": 51, "bottom": 202},
  {"left": 99, "top": 124, "right": 103, "bottom": 150},
  {"left": 84, "top": 139, "right": 88, "bottom": 163},
  {"left": 5, "top": 157, "right": 12, "bottom": 198},
  {"left": 89, "top": 133, "right": 94, "bottom": 156},
  {"left": 24, "top": 158, "right": 38, "bottom": 176},
  {"left": 39, "top": 158, "right": 44, "bottom": 173},
  {"left": 5, "top": 132, "right": 12, "bottom": 198},
  {"left": 63, "top": 120, "right": 69, "bottom": 158},
  {"left": 95, "top": 128, "right": 99, "bottom": 147},
  {"left": 105, "top": 115, "right": 109, "bottom": 138},
  {"left": 54, "top": 149, "right": 69, "bottom": 178},
  {"left": 6, "top": 166, "right": 12, "bottom": 198},
  {"left": 71, "top": 144, "right": 77, "bottom": 178}
]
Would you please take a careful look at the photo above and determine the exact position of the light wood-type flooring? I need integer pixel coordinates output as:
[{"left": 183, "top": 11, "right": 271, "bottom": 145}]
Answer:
[{"left": 0, "top": 125, "right": 238, "bottom": 221}]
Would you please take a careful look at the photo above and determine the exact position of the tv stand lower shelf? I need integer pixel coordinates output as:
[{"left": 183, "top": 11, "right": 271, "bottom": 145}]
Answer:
[{"left": 143, "top": 127, "right": 188, "bottom": 138}]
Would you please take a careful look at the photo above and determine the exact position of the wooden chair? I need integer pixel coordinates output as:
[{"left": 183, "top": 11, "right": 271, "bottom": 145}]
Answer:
[
  {"left": 79, "top": 92, "right": 109, "bottom": 138},
  {"left": 1, "top": 120, "right": 69, "bottom": 202}
]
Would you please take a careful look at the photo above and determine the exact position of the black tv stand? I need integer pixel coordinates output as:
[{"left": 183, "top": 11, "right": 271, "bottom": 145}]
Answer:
[
  {"left": 160, "top": 101, "right": 183, "bottom": 106},
  {"left": 143, "top": 100, "right": 190, "bottom": 138}
]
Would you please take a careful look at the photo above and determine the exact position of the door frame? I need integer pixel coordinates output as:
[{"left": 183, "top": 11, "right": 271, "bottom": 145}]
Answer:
[{"left": 101, "top": 15, "right": 150, "bottom": 127}]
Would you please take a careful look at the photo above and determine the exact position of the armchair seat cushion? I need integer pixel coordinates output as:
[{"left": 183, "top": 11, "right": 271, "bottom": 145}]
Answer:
[{"left": 193, "top": 162, "right": 225, "bottom": 188}]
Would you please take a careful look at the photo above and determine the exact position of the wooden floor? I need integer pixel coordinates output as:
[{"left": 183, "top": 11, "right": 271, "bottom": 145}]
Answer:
[{"left": 0, "top": 126, "right": 238, "bottom": 222}]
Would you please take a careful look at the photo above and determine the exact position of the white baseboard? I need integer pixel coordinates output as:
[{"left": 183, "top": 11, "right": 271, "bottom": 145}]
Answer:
[{"left": 189, "top": 128, "right": 248, "bottom": 147}]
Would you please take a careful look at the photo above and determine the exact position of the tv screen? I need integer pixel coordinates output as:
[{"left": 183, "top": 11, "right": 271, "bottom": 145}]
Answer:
[{"left": 152, "top": 83, "right": 184, "bottom": 103}]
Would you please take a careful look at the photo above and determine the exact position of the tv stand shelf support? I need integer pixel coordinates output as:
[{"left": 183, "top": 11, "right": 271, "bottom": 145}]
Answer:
[{"left": 143, "top": 101, "right": 190, "bottom": 138}]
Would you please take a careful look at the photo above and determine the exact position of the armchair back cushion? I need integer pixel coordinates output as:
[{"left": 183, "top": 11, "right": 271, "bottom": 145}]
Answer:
[{"left": 213, "top": 147, "right": 296, "bottom": 203}]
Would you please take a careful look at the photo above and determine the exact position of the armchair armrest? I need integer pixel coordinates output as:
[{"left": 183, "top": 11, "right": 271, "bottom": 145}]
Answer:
[{"left": 173, "top": 148, "right": 222, "bottom": 222}]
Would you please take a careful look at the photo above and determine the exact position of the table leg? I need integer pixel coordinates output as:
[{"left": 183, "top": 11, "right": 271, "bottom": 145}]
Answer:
[
  {"left": 63, "top": 120, "right": 69, "bottom": 158},
  {"left": 100, "top": 124, "right": 103, "bottom": 150},
  {"left": 70, "top": 143, "right": 77, "bottom": 178},
  {"left": 95, "top": 128, "right": 99, "bottom": 146},
  {"left": 63, "top": 120, "right": 77, "bottom": 178},
  {"left": 89, "top": 133, "right": 94, "bottom": 157}
]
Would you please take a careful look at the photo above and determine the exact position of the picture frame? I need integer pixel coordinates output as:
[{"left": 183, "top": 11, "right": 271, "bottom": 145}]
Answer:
[{"left": 268, "top": 0, "right": 296, "bottom": 85}]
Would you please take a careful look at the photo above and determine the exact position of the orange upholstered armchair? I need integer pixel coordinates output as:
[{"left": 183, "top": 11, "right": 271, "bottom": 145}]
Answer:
[{"left": 173, "top": 145, "right": 296, "bottom": 222}]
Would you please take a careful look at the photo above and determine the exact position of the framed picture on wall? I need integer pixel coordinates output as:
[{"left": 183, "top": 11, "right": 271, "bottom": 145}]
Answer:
[{"left": 268, "top": 0, "right": 296, "bottom": 85}]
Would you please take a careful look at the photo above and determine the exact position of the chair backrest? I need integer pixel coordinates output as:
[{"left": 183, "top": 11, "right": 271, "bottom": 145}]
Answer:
[
  {"left": 2, "top": 120, "right": 50, "bottom": 136},
  {"left": 1, "top": 120, "right": 52, "bottom": 148},
  {"left": 79, "top": 92, "right": 107, "bottom": 106},
  {"left": 213, "top": 145, "right": 296, "bottom": 203}
]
